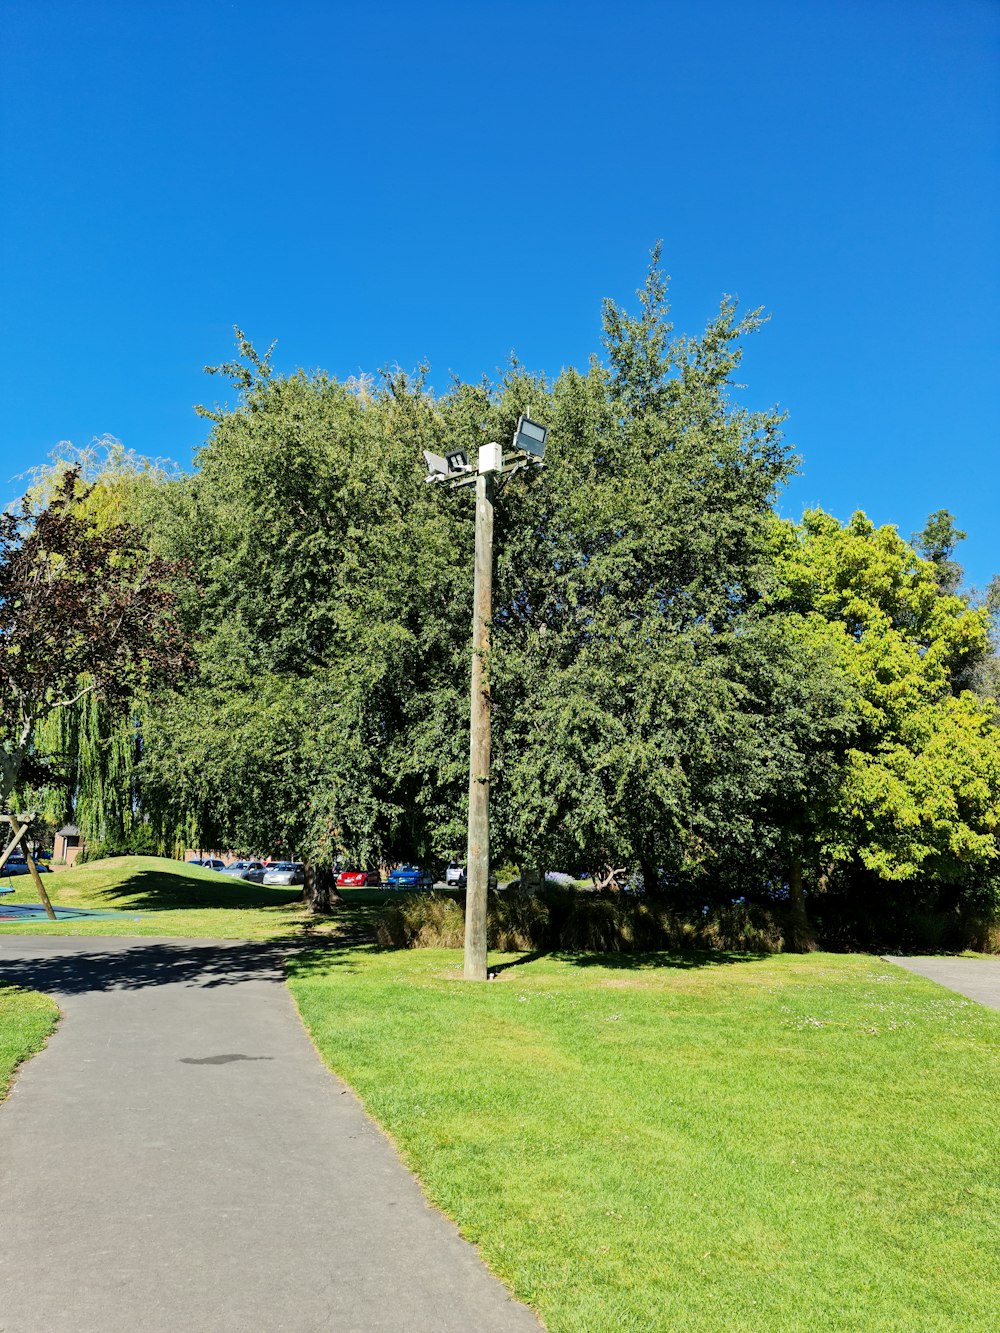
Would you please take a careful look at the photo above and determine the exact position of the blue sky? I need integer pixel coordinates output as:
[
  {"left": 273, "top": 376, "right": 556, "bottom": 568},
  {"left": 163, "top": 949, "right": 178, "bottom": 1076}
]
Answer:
[{"left": 2, "top": 0, "right": 997, "bottom": 587}]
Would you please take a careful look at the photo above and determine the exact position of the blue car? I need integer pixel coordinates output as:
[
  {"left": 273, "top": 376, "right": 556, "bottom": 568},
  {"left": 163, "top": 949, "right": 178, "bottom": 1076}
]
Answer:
[{"left": 386, "top": 864, "right": 434, "bottom": 891}]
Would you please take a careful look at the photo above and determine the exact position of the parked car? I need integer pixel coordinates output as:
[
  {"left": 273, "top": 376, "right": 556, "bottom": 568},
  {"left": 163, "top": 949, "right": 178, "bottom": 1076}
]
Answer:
[
  {"left": 2, "top": 855, "right": 51, "bottom": 876},
  {"left": 243, "top": 862, "right": 268, "bottom": 883},
  {"left": 220, "top": 860, "right": 265, "bottom": 880},
  {"left": 198, "top": 858, "right": 227, "bottom": 873},
  {"left": 262, "top": 861, "right": 304, "bottom": 886},
  {"left": 444, "top": 861, "right": 467, "bottom": 888},
  {"left": 386, "top": 864, "right": 434, "bottom": 891},
  {"left": 336, "top": 868, "right": 382, "bottom": 888}
]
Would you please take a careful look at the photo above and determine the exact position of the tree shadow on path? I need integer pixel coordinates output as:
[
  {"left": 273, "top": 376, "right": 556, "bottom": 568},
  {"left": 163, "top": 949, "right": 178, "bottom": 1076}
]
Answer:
[{"left": 0, "top": 937, "right": 366, "bottom": 997}]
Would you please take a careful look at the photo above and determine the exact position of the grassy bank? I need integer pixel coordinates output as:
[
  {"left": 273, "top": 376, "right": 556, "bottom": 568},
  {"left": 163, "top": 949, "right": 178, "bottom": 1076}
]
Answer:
[
  {"left": 0, "top": 984, "right": 59, "bottom": 1099},
  {"left": 288, "top": 947, "right": 1000, "bottom": 1332},
  {"left": 0, "top": 856, "right": 329, "bottom": 938}
]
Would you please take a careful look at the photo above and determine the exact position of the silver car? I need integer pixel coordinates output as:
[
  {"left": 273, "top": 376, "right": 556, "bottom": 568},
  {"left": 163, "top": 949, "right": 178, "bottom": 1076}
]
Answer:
[
  {"left": 262, "top": 861, "right": 304, "bottom": 887},
  {"left": 2, "top": 856, "right": 52, "bottom": 876},
  {"left": 220, "top": 860, "right": 265, "bottom": 880}
]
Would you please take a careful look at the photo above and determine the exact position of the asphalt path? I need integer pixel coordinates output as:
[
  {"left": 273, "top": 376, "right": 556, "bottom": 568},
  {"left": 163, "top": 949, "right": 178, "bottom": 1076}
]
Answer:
[
  {"left": 886, "top": 954, "right": 1000, "bottom": 1010},
  {"left": 0, "top": 936, "right": 541, "bottom": 1333}
]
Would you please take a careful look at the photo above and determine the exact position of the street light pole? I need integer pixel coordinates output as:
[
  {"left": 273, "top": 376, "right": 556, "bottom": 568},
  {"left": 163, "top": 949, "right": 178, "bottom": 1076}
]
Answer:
[
  {"left": 464, "top": 465, "right": 495, "bottom": 980},
  {"left": 423, "top": 416, "right": 548, "bottom": 982}
]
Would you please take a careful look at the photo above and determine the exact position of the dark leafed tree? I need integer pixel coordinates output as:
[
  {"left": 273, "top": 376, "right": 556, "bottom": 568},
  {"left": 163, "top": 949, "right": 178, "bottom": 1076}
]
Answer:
[
  {"left": 0, "top": 467, "right": 190, "bottom": 808},
  {"left": 912, "top": 509, "right": 966, "bottom": 596},
  {"left": 488, "top": 247, "right": 833, "bottom": 908}
]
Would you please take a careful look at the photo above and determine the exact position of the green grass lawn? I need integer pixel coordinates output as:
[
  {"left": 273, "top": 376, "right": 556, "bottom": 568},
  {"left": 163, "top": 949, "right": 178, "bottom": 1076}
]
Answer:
[
  {"left": 0, "top": 983, "right": 59, "bottom": 1099},
  {"left": 288, "top": 947, "right": 1000, "bottom": 1333},
  {"left": 0, "top": 855, "right": 336, "bottom": 938}
]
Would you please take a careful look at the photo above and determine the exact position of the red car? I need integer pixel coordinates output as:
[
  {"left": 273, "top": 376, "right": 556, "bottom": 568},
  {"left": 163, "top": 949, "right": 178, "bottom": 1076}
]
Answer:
[{"left": 336, "top": 868, "right": 382, "bottom": 888}]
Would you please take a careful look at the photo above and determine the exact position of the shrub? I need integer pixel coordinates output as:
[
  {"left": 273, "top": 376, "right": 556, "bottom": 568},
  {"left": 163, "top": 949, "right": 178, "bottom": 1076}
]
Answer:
[
  {"left": 375, "top": 889, "right": 784, "bottom": 954},
  {"left": 375, "top": 893, "right": 465, "bottom": 949},
  {"left": 488, "top": 892, "right": 554, "bottom": 950}
]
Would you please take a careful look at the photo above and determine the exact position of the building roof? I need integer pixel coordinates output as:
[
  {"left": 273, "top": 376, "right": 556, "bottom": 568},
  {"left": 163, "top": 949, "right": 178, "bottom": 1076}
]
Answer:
[{"left": 56, "top": 825, "right": 81, "bottom": 837}]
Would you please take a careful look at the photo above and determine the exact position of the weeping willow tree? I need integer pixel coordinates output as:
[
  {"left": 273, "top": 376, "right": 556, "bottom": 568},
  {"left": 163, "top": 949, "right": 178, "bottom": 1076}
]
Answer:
[{"left": 26, "top": 693, "right": 145, "bottom": 851}]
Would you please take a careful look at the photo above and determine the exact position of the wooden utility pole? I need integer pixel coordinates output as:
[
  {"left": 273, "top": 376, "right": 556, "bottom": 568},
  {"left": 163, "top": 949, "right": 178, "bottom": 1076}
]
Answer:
[
  {"left": 464, "top": 468, "right": 495, "bottom": 981},
  {"left": 423, "top": 417, "right": 546, "bottom": 982}
]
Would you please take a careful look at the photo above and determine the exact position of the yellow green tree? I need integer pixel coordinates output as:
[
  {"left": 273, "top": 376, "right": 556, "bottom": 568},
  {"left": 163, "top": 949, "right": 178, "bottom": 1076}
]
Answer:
[{"left": 771, "top": 509, "right": 1000, "bottom": 946}]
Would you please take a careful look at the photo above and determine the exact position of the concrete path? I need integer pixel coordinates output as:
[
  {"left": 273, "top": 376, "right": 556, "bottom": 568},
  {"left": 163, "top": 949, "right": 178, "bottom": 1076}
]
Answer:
[
  {"left": 0, "top": 937, "right": 540, "bottom": 1333},
  {"left": 887, "top": 955, "right": 1000, "bottom": 1010}
]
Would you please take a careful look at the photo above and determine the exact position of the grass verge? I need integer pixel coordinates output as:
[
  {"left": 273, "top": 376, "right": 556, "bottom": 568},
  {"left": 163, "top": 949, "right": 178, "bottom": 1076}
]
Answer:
[
  {"left": 0, "top": 984, "right": 59, "bottom": 1100},
  {"left": 287, "top": 947, "right": 1000, "bottom": 1333},
  {"left": 0, "top": 856, "right": 344, "bottom": 938}
]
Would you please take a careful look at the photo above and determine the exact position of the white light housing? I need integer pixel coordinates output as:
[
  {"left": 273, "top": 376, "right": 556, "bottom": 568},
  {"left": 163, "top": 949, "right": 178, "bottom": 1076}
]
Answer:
[
  {"left": 512, "top": 415, "right": 547, "bottom": 458},
  {"left": 478, "top": 442, "right": 503, "bottom": 474}
]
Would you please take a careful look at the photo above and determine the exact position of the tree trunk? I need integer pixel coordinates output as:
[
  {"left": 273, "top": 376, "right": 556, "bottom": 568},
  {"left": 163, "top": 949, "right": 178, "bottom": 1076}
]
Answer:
[
  {"left": 302, "top": 862, "right": 341, "bottom": 915},
  {"left": 591, "top": 865, "right": 626, "bottom": 892},
  {"left": 638, "top": 854, "right": 661, "bottom": 899},
  {"left": 787, "top": 857, "right": 817, "bottom": 952},
  {"left": 0, "top": 719, "right": 32, "bottom": 810}
]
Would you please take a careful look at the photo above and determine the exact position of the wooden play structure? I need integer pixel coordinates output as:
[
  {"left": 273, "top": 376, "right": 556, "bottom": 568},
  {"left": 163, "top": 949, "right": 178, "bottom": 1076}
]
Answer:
[{"left": 0, "top": 811, "right": 56, "bottom": 920}]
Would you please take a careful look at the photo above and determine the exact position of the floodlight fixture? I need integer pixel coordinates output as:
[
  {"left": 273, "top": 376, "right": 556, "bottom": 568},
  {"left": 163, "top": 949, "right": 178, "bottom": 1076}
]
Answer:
[
  {"left": 446, "top": 449, "right": 471, "bottom": 473},
  {"left": 422, "top": 449, "right": 451, "bottom": 483},
  {"left": 512, "top": 415, "right": 547, "bottom": 459}
]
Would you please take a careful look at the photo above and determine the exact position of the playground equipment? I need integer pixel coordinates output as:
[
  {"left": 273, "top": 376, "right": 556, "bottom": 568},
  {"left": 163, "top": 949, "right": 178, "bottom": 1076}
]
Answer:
[{"left": 0, "top": 811, "right": 56, "bottom": 920}]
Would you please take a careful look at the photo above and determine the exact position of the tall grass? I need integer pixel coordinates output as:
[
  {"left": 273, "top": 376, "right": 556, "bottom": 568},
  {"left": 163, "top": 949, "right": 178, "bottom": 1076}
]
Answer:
[{"left": 375, "top": 888, "right": 784, "bottom": 953}]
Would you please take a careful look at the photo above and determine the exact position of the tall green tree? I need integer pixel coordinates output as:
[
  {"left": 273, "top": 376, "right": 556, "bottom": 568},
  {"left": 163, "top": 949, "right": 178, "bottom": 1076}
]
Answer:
[
  {"left": 486, "top": 254, "right": 850, "bottom": 909},
  {"left": 136, "top": 345, "right": 475, "bottom": 906}
]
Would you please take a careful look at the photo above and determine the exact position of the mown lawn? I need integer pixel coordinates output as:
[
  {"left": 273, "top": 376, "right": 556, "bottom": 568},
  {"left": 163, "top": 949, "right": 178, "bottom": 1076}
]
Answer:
[
  {"left": 0, "top": 983, "right": 59, "bottom": 1099},
  {"left": 0, "top": 855, "right": 335, "bottom": 938},
  {"left": 287, "top": 947, "right": 1000, "bottom": 1333}
]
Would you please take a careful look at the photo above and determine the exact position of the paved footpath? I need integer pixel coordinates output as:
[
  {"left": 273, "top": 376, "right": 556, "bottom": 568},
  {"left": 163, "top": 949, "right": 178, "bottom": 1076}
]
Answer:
[
  {"left": 0, "top": 936, "right": 541, "bottom": 1333},
  {"left": 887, "top": 955, "right": 1000, "bottom": 1010}
]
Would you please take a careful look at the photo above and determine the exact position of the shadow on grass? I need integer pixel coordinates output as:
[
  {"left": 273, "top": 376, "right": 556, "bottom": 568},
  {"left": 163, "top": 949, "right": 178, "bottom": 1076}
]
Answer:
[
  {"left": 490, "top": 948, "right": 768, "bottom": 975},
  {"left": 84, "top": 867, "right": 304, "bottom": 913},
  {"left": 561, "top": 948, "right": 771, "bottom": 970},
  {"left": 490, "top": 951, "right": 551, "bottom": 974},
  {"left": 82, "top": 870, "right": 395, "bottom": 937}
]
